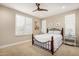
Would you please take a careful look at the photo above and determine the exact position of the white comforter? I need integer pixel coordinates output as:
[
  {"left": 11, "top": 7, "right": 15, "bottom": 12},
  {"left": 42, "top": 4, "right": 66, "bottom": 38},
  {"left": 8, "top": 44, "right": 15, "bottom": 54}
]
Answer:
[{"left": 34, "top": 33, "right": 62, "bottom": 52}]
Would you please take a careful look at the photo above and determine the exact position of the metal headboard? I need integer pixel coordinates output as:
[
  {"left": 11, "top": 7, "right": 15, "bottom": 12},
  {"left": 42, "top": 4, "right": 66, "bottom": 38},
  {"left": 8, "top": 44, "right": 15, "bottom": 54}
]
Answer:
[
  {"left": 47, "top": 28, "right": 64, "bottom": 37},
  {"left": 47, "top": 28, "right": 61, "bottom": 33}
]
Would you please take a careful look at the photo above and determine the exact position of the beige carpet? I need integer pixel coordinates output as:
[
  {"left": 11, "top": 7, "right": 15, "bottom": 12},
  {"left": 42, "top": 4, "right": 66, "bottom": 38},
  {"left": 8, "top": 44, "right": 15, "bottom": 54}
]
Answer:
[{"left": 0, "top": 41, "right": 79, "bottom": 56}]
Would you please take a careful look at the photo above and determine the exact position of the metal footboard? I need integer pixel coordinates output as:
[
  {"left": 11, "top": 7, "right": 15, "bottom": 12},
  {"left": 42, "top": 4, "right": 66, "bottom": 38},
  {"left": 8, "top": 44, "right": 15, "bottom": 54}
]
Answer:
[{"left": 32, "top": 34, "right": 54, "bottom": 54}]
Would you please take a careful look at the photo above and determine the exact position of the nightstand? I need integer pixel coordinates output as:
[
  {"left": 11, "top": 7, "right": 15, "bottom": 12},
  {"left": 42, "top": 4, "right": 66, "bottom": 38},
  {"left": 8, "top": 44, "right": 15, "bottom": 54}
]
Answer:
[{"left": 64, "top": 35, "right": 76, "bottom": 46}]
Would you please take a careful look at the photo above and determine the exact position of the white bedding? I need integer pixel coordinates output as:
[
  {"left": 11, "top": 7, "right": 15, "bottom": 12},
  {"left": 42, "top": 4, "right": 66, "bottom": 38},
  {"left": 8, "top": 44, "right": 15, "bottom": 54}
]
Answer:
[{"left": 34, "top": 33, "right": 62, "bottom": 52}]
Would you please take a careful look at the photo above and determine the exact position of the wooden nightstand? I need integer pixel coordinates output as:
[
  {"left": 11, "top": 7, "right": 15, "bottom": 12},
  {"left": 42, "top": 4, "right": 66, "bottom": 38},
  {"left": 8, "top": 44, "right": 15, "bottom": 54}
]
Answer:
[{"left": 64, "top": 35, "right": 76, "bottom": 46}]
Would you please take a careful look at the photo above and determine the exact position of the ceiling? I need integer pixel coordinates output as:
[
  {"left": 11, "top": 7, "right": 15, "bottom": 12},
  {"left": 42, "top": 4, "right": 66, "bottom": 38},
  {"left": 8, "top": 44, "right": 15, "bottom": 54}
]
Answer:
[{"left": 1, "top": 3, "right": 79, "bottom": 18}]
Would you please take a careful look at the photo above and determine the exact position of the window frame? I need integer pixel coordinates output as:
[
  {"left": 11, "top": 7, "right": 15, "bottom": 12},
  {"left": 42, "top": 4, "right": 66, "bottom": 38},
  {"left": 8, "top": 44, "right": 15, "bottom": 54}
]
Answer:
[
  {"left": 65, "top": 14, "right": 76, "bottom": 36},
  {"left": 15, "top": 14, "right": 32, "bottom": 36}
]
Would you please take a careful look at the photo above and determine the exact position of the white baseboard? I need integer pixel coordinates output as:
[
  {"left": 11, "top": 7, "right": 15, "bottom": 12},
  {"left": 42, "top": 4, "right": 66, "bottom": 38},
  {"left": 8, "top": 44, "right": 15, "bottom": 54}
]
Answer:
[{"left": 0, "top": 40, "right": 31, "bottom": 49}]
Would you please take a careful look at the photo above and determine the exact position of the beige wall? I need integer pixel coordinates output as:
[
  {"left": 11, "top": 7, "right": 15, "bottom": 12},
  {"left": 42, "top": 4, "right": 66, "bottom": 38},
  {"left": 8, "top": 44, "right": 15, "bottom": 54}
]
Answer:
[
  {"left": 0, "top": 5, "right": 40, "bottom": 46},
  {"left": 44, "top": 9, "right": 79, "bottom": 46},
  {"left": 76, "top": 9, "right": 79, "bottom": 46},
  {"left": 46, "top": 15, "right": 64, "bottom": 29}
]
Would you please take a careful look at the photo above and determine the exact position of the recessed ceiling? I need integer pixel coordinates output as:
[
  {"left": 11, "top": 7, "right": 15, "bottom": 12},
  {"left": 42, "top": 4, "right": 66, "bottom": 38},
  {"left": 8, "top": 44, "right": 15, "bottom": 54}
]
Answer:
[{"left": 1, "top": 3, "right": 79, "bottom": 18}]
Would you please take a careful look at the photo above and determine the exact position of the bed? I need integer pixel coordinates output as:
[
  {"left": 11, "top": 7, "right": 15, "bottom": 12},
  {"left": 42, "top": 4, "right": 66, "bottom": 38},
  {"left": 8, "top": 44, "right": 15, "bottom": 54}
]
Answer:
[{"left": 32, "top": 28, "right": 64, "bottom": 55}]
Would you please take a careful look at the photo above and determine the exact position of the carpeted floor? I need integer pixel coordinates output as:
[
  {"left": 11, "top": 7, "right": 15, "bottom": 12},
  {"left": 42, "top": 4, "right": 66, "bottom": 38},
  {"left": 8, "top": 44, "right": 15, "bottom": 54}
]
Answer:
[{"left": 0, "top": 41, "right": 79, "bottom": 56}]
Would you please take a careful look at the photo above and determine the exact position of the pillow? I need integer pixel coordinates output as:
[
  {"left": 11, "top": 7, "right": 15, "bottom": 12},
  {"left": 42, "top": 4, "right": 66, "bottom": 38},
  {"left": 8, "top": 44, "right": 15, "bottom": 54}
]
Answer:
[{"left": 53, "top": 31, "right": 61, "bottom": 34}]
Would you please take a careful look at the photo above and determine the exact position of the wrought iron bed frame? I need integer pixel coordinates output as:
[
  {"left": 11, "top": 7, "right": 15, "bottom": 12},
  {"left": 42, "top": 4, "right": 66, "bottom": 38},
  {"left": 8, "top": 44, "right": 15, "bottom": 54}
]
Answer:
[{"left": 32, "top": 28, "right": 64, "bottom": 55}]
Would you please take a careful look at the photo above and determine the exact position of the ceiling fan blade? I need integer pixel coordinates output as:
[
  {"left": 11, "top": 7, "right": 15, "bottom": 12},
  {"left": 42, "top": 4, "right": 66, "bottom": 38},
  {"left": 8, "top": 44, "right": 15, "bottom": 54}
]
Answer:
[
  {"left": 33, "top": 9, "right": 38, "bottom": 12},
  {"left": 39, "top": 9, "right": 48, "bottom": 11}
]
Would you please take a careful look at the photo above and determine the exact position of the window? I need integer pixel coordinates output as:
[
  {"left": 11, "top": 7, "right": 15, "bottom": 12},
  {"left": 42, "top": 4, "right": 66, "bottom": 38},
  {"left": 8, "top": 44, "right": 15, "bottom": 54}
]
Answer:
[
  {"left": 41, "top": 20, "right": 46, "bottom": 33},
  {"left": 16, "top": 14, "right": 32, "bottom": 35},
  {"left": 65, "top": 14, "right": 75, "bottom": 36}
]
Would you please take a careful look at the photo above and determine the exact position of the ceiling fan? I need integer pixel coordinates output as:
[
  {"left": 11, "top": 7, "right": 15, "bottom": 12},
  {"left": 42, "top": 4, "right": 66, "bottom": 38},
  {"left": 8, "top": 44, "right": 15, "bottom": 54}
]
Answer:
[{"left": 33, "top": 3, "right": 48, "bottom": 12}]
